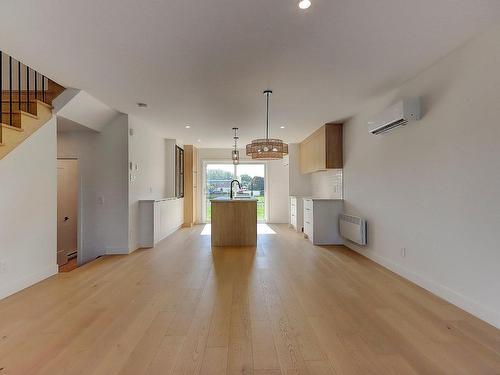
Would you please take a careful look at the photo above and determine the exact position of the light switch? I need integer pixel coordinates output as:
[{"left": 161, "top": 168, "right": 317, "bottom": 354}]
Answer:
[{"left": 97, "top": 196, "right": 104, "bottom": 205}]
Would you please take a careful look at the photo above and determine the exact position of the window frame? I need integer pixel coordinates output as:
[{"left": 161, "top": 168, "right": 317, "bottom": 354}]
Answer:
[{"left": 175, "top": 145, "right": 184, "bottom": 198}]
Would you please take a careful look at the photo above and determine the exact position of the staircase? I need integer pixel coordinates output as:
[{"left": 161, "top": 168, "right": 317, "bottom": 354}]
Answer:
[{"left": 0, "top": 51, "right": 65, "bottom": 160}]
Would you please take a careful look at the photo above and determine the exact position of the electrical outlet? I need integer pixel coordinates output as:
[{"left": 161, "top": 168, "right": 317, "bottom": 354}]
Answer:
[
  {"left": 400, "top": 247, "right": 406, "bottom": 257},
  {"left": 0, "top": 260, "right": 7, "bottom": 274}
]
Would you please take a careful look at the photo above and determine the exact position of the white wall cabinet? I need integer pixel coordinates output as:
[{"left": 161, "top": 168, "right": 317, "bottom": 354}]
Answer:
[
  {"left": 299, "top": 123, "right": 343, "bottom": 174},
  {"left": 139, "top": 198, "right": 184, "bottom": 248},
  {"left": 303, "top": 198, "right": 344, "bottom": 245},
  {"left": 290, "top": 196, "right": 305, "bottom": 232}
]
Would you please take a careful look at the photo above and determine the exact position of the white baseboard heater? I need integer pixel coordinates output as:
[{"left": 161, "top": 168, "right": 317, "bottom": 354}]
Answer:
[{"left": 339, "top": 214, "right": 367, "bottom": 245}]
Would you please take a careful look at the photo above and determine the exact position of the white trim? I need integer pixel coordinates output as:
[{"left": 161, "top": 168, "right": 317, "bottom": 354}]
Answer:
[
  {"left": 0, "top": 264, "right": 58, "bottom": 300},
  {"left": 154, "top": 224, "right": 183, "bottom": 246},
  {"left": 344, "top": 242, "right": 500, "bottom": 329},
  {"left": 105, "top": 247, "right": 130, "bottom": 255}
]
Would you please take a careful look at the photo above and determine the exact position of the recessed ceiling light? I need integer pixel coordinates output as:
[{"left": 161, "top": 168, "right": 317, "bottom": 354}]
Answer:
[
  {"left": 197, "top": 139, "right": 202, "bottom": 143},
  {"left": 137, "top": 102, "right": 148, "bottom": 108},
  {"left": 185, "top": 125, "right": 191, "bottom": 129},
  {"left": 298, "top": 0, "right": 311, "bottom": 9},
  {"left": 280, "top": 126, "right": 285, "bottom": 129}
]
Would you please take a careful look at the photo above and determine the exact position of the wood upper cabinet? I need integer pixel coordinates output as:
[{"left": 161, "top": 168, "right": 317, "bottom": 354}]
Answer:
[
  {"left": 183, "top": 145, "right": 198, "bottom": 226},
  {"left": 299, "top": 123, "right": 343, "bottom": 174}
]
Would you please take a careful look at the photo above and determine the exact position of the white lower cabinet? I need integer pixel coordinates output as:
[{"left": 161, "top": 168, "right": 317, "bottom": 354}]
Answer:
[
  {"left": 303, "top": 198, "right": 343, "bottom": 245},
  {"left": 139, "top": 198, "right": 184, "bottom": 248},
  {"left": 290, "top": 196, "right": 305, "bottom": 232}
]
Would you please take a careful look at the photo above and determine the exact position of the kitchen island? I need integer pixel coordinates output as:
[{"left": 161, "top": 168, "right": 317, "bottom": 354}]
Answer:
[{"left": 210, "top": 197, "right": 257, "bottom": 247}]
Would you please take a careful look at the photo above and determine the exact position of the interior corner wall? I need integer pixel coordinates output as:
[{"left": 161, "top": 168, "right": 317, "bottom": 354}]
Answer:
[
  {"left": 57, "top": 113, "right": 129, "bottom": 261},
  {"left": 0, "top": 116, "right": 58, "bottom": 299},
  {"left": 288, "top": 143, "right": 311, "bottom": 197},
  {"left": 343, "top": 24, "right": 500, "bottom": 328},
  {"left": 267, "top": 159, "right": 290, "bottom": 223},
  {"left": 128, "top": 117, "right": 177, "bottom": 251}
]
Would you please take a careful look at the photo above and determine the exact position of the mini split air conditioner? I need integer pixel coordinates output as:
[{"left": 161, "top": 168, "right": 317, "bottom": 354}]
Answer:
[{"left": 368, "top": 97, "right": 421, "bottom": 135}]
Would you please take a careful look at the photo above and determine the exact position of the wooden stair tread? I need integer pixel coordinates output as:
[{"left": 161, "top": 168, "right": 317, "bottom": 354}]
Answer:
[
  {"left": 1, "top": 123, "right": 23, "bottom": 131},
  {"left": 19, "top": 110, "right": 38, "bottom": 119},
  {"left": 35, "top": 99, "right": 53, "bottom": 110},
  {"left": 0, "top": 75, "right": 64, "bottom": 160}
]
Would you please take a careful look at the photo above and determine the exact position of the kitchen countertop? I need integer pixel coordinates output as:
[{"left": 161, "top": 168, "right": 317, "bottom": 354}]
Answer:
[
  {"left": 211, "top": 197, "right": 258, "bottom": 202},
  {"left": 139, "top": 197, "right": 183, "bottom": 202},
  {"left": 291, "top": 196, "right": 343, "bottom": 201},
  {"left": 306, "top": 198, "right": 343, "bottom": 201}
]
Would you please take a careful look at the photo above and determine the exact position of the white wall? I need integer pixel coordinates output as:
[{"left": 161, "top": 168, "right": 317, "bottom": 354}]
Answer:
[
  {"left": 164, "top": 139, "right": 177, "bottom": 198},
  {"left": 54, "top": 90, "right": 118, "bottom": 132},
  {"left": 343, "top": 24, "right": 500, "bottom": 328},
  {"left": 311, "top": 169, "right": 343, "bottom": 199},
  {"left": 288, "top": 143, "right": 311, "bottom": 197},
  {"left": 0, "top": 117, "right": 58, "bottom": 299},
  {"left": 128, "top": 116, "right": 178, "bottom": 251},
  {"left": 57, "top": 114, "right": 129, "bottom": 261},
  {"left": 267, "top": 159, "right": 290, "bottom": 223}
]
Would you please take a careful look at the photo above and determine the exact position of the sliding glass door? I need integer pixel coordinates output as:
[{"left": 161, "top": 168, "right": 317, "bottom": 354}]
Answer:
[
  {"left": 203, "top": 162, "right": 266, "bottom": 222},
  {"left": 236, "top": 164, "right": 265, "bottom": 221},
  {"left": 205, "top": 163, "right": 234, "bottom": 222}
]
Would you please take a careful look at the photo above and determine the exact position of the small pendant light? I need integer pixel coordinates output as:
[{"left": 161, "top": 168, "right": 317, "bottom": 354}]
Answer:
[{"left": 232, "top": 127, "right": 240, "bottom": 165}]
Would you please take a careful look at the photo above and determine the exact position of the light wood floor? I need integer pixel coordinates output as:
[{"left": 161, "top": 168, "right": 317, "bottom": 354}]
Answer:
[{"left": 1, "top": 225, "right": 500, "bottom": 374}]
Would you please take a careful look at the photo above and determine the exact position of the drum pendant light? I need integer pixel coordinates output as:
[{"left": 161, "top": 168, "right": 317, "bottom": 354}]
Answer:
[{"left": 246, "top": 90, "right": 288, "bottom": 160}]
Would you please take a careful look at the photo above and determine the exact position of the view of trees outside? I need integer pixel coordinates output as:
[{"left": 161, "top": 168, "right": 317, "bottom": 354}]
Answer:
[{"left": 205, "top": 163, "right": 265, "bottom": 221}]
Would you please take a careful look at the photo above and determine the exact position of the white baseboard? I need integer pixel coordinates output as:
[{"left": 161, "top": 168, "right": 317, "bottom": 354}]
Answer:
[
  {"left": 0, "top": 264, "right": 58, "bottom": 300},
  {"left": 105, "top": 247, "right": 130, "bottom": 255},
  {"left": 344, "top": 242, "right": 500, "bottom": 329},
  {"left": 155, "top": 224, "right": 183, "bottom": 244}
]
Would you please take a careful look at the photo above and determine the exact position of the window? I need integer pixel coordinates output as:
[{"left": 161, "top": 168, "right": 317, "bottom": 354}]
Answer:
[
  {"left": 175, "top": 146, "right": 184, "bottom": 198},
  {"left": 203, "top": 162, "right": 265, "bottom": 222}
]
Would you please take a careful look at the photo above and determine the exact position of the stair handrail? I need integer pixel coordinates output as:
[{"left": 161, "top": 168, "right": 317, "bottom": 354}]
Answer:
[{"left": 0, "top": 50, "right": 62, "bottom": 144}]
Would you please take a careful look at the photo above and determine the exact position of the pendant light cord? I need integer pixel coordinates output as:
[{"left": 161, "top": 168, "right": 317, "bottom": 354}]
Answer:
[{"left": 264, "top": 90, "right": 272, "bottom": 140}]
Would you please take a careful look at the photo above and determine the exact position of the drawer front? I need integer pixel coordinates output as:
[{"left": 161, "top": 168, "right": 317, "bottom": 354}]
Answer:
[
  {"left": 291, "top": 204, "right": 297, "bottom": 216},
  {"left": 304, "top": 220, "right": 313, "bottom": 239},
  {"left": 303, "top": 199, "right": 313, "bottom": 210},
  {"left": 304, "top": 205, "right": 313, "bottom": 223}
]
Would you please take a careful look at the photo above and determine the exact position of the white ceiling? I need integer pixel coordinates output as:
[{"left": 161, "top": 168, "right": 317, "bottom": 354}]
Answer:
[{"left": 1, "top": 0, "right": 500, "bottom": 147}]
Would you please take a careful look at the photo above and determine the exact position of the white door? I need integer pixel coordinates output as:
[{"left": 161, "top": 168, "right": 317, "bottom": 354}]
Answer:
[{"left": 57, "top": 159, "right": 78, "bottom": 267}]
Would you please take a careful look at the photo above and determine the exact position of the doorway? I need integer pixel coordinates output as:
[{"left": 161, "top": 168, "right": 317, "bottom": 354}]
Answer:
[
  {"left": 202, "top": 162, "right": 266, "bottom": 223},
  {"left": 57, "top": 159, "right": 78, "bottom": 272}
]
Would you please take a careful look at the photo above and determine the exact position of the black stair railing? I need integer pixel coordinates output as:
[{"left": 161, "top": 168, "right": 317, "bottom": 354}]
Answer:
[{"left": 0, "top": 50, "right": 56, "bottom": 145}]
